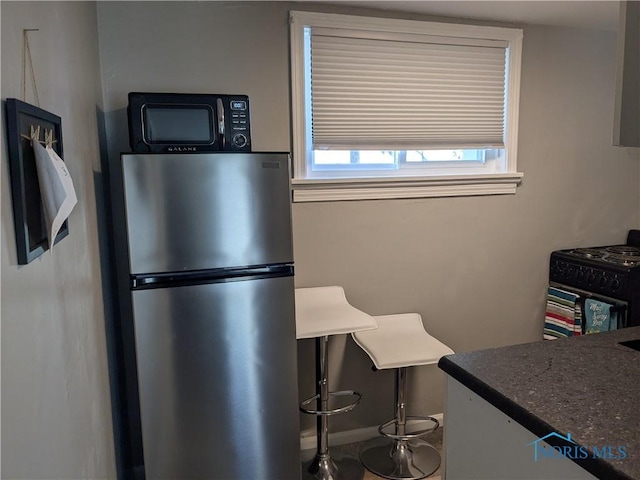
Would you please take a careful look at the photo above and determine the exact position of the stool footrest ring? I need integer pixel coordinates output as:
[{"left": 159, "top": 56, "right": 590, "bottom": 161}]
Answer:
[
  {"left": 299, "top": 390, "right": 363, "bottom": 416},
  {"left": 378, "top": 415, "right": 439, "bottom": 440}
]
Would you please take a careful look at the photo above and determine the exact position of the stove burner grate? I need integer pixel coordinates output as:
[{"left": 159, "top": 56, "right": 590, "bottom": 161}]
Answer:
[
  {"left": 606, "top": 246, "right": 640, "bottom": 256},
  {"left": 569, "top": 248, "right": 606, "bottom": 259},
  {"left": 602, "top": 254, "right": 640, "bottom": 267}
]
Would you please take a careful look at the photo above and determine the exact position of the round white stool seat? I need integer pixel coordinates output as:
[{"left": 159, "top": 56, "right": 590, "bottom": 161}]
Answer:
[
  {"left": 351, "top": 313, "right": 454, "bottom": 369},
  {"left": 351, "top": 313, "right": 454, "bottom": 480},
  {"left": 296, "top": 286, "right": 378, "bottom": 339}
]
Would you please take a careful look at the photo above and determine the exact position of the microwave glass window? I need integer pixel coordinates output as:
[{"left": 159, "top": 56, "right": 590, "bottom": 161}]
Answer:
[{"left": 143, "top": 106, "right": 215, "bottom": 144}]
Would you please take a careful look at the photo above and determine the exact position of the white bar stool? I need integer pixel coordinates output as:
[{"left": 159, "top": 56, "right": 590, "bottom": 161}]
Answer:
[
  {"left": 296, "top": 286, "right": 378, "bottom": 480},
  {"left": 351, "top": 313, "right": 454, "bottom": 480}
]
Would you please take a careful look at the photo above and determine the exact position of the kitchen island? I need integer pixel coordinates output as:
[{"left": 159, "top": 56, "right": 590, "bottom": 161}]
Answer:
[{"left": 438, "top": 327, "right": 640, "bottom": 480}]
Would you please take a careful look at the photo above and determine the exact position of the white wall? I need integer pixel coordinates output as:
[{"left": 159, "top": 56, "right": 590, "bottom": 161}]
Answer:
[
  {"left": 95, "top": 0, "right": 640, "bottom": 440},
  {"left": 1, "top": 2, "right": 116, "bottom": 478}
]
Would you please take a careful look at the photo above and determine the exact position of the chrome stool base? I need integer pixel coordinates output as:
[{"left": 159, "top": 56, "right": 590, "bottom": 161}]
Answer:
[
  {"left": 360, "top": 438, "right": 440, "bottom": 480},
  {"left": 302, "top": 454, "right": 365, "bottom": 480},
  {"left": 300, "top": 334, "right": 367, "bottom": 480}
]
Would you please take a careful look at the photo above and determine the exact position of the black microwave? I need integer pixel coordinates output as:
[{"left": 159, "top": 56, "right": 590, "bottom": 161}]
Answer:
[{"left": 127, "top": 92, "right": 251, "bottom": 153}]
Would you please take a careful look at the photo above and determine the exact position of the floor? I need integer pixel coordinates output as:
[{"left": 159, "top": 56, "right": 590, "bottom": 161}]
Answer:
[{"left": 301, "top": 427, "right": 443, "bottom": 480}]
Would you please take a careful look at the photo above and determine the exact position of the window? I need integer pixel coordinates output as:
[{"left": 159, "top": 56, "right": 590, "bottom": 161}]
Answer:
[{"left": 289, "top": 11, "right": 524, "bottom": 202}]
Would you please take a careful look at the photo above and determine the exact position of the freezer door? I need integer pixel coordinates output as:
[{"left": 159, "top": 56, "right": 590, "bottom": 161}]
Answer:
[
  {"left": 121, "top": 153, "right": 292, "bottom": 274},
  {"left": 131, "top": 275, "right": 300, "bottom": 479}
]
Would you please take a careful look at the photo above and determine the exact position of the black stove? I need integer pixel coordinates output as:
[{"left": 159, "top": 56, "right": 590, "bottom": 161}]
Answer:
[{"left": 549, "top": 230, "right": 640, "bottom": 328}]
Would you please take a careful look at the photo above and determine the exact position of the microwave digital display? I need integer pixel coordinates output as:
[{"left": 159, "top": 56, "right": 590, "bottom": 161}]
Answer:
[
  {"left": 128, "top": 92, "right": 251, "bottom": 153},
  {"left": 143, "top": 106, "right": 214, "bottom": 144}
]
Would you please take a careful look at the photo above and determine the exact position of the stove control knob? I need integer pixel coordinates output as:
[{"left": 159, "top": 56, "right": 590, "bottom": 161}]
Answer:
[
  {"left": 576, "top": 268, "right": 585, "bottom": 281},
  {"left": 566, "top": 266, "right": 574, "bottom": 278},
  {"left": 611, "top": 278, "right": 621, "bottom": 291},
  {"left": 587, "top": 272, "right": 596, "bottom": 285},
  {"left": 599, "top": 276, "right": 608, "bottom": 289}
]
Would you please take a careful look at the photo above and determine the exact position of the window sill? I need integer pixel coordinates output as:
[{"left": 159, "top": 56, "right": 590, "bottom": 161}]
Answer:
[{"left": 292, "top": 173, "right": 524, "bottom": 202}]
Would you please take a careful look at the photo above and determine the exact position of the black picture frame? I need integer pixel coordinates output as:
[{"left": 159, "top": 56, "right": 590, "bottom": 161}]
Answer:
[{"left": 4, "top": 98, "right": 68, "bottom": 265}]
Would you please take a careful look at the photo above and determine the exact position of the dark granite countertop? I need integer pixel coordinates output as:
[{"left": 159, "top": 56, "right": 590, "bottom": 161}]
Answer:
[{"left": 438, "top": 327, "right": 640, "bottom": 480}]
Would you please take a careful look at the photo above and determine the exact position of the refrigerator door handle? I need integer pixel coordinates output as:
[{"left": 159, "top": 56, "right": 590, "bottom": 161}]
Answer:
[{"left": 130, "top": 264, "right": 294, "bottom": 290}]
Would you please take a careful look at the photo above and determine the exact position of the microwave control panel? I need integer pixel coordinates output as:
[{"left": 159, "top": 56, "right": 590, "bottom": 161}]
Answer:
[{"left": 228, "top": 98, "right": 250, "bottom": 149}]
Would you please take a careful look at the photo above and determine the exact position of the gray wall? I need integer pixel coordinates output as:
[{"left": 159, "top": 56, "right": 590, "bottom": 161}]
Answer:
[
  {"left": 96, "top": 1, "right": 640, "bottom": 436},
  {"left": 2, "top": 0, "right": 636, "bottom": 477},
  {"left": 1, "top": 1, "right": 116, "bottom": 478}
]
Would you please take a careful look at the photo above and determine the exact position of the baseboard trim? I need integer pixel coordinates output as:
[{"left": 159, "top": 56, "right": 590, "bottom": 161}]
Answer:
[{"left": 300, "top": 413, "right": 444, "bottom": 452}]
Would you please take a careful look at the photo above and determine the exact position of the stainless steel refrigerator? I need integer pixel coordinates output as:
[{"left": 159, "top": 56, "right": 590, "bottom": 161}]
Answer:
[{"left": 109, "top": 152, "right": 300, "bottom": 480}]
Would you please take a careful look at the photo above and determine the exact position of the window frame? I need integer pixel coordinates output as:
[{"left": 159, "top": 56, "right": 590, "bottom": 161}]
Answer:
[{"left": 289, "top": 10, "right": 524, "bottom": 202}]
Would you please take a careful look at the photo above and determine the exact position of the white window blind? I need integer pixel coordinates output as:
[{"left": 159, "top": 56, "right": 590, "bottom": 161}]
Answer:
[
  {"left": 290, "top": 11, "right": 524, "bottom": 202},
  {"left": 310, "top": 28, "right": 508, "bottom": 151}
]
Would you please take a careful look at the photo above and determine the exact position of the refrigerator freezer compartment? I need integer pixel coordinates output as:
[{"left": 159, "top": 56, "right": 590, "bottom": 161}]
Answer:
[{"left": 121, "top": 152, "right": 293, "bottom": 274}]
